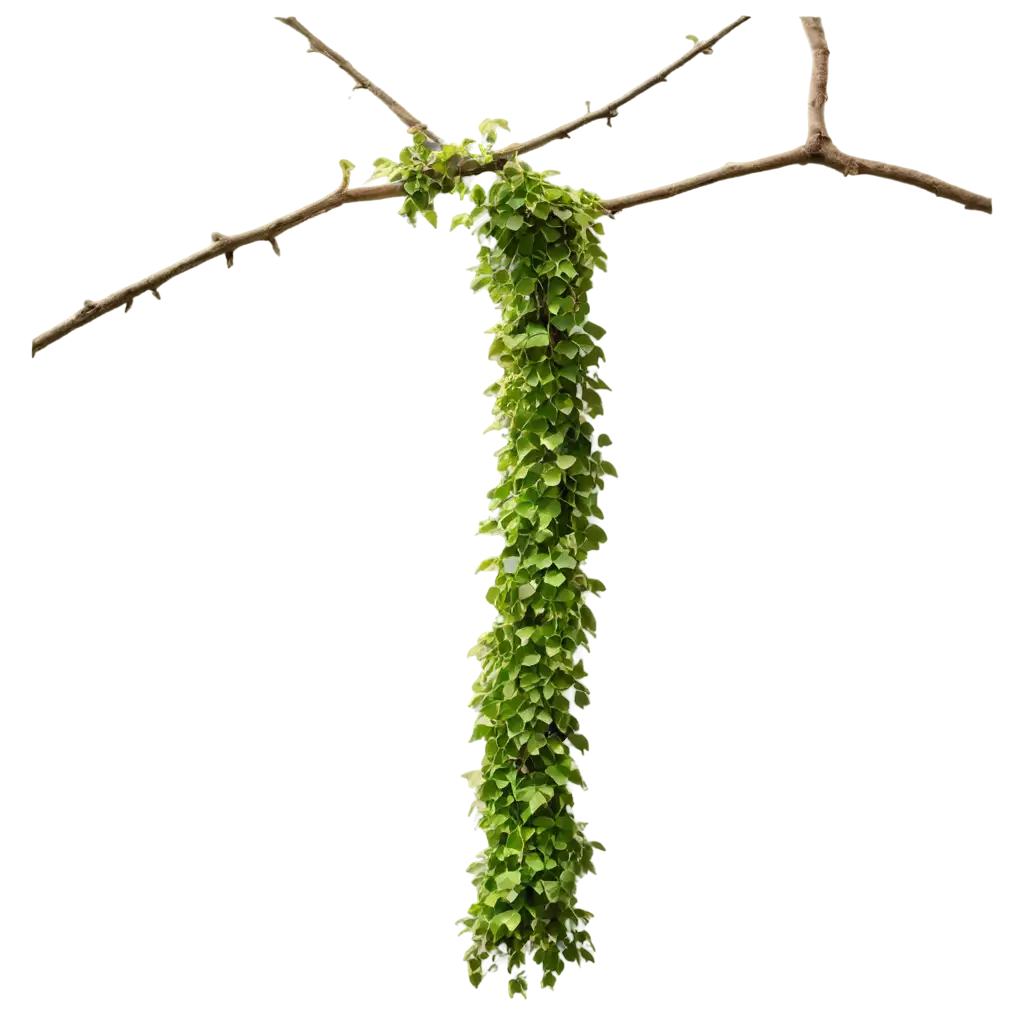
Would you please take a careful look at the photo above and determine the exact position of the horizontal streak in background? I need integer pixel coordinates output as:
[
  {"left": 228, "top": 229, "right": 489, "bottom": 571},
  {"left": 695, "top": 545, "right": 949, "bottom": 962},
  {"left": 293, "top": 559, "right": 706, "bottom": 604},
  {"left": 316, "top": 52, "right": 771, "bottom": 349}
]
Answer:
[{"left": 569, "top": 230, "right": 1024, "bottom": 991}]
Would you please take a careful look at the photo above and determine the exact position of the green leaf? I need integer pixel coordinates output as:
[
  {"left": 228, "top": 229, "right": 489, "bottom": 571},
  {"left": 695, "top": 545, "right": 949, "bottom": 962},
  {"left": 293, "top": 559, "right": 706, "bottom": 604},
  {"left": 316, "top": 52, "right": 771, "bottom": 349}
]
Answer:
[
  {"left": 526, "top": 790, "right": 548, "bottom": 817},
  {"left": 505, "top": 214, "right": 524, "bottom": 231},
  {"left": 555, "top": 454, "right": 576, "bottom": 470},
  {"left": 496, "top": 869, "right": 521, "bottom": 889},
  {"left": 597, "top": 433, "right": 613, "bottom": 446},
  {"left": 489, "top": 909, "right": 522, "bottom": 934}
]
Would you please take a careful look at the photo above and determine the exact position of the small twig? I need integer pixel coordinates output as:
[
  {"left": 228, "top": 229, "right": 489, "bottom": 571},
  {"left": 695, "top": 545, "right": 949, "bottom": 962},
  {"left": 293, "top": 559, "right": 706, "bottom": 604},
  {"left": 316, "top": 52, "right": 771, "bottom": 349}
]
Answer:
[
  {"left": 488, "top": 17, "right": 750, "bottom": 164},
  {"left": 275, "top": 16, "right": 444, "bottom": 145}
]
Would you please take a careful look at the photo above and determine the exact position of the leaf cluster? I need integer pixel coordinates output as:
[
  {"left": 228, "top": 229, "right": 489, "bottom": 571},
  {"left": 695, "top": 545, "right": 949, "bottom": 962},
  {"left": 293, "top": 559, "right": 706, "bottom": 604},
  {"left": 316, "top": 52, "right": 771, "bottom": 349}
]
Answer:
[{"left": 454, "top": 145, "right": 612, "bottom": 998}]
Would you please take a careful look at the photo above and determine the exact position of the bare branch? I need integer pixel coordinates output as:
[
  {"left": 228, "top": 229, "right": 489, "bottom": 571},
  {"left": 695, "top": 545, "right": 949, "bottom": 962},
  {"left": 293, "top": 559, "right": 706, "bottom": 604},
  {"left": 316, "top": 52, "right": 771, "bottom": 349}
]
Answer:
[
  {"left": 801, "top": 16, "right": 830, "bottom": 150},
  {"left": 276, "top": 16, "right": 442, "bottom": 145},
  {"left": 813, "top": 151, "right": 991, "bottom": 212},
  {"left": 601, "top": 148, "right": 809, "bottom": 214},
  {"left": 31, "top": 17, "right": 748, "bottom": 356},
  {"left": 30, "top": 180, "right": 402, "bottom": 357},
  {"left": 796, "top": 18, "right": 989, "bottom": 212},
  {"left": 600, "top": 16, "right": 991, "bottom": 217},
  {"left": 488, "top": 17, "right": 751, "bottom": 164}
]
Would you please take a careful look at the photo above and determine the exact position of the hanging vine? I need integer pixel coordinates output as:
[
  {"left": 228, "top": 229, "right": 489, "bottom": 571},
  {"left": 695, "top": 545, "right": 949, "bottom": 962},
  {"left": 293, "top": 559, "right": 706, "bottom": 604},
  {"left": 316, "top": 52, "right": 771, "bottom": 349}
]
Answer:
[
  {"left": 370, "top": 120, "right": 613, "bottom": 997},
  {"left": 24, "top": 9, "right": 993, "bottom": 1006}
]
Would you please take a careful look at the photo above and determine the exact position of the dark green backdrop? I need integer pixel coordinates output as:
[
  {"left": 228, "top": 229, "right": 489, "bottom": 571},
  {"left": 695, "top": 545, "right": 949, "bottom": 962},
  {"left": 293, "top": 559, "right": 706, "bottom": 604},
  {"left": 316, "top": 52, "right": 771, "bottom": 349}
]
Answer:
[{"left": 2, "top": 8, "right": 1024, "bottom": 1024}]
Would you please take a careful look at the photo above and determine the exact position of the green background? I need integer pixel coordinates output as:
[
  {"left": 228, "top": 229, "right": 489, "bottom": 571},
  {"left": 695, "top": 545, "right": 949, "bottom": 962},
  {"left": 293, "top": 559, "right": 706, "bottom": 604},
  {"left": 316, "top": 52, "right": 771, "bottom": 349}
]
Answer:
[{"left": 2, "top": 4, "right": 1017, "bottom": 1022}]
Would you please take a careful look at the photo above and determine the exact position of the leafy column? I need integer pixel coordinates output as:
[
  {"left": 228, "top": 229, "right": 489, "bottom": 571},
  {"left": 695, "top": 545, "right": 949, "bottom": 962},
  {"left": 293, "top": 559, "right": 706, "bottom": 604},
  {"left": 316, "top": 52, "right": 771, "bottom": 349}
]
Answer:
[
  {"left": 457, "top": 141, "right": 614, "bottom": 998},
  {"left": 342, "top": 117, "right": 617, "bottom": 998}
]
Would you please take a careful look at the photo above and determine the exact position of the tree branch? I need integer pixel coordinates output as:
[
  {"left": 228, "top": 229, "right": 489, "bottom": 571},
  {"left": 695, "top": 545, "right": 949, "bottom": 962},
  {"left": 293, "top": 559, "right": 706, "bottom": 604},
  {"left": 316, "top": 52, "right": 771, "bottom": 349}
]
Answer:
[
  {"left": 30, "top": 15, "right": 991, "bottom": 357},
  {"left": 275, "top": 16, "right": 443, "bottom": 145},
  {"left": 802, "top": 15, "right": 830, "bottom": 150},
  {"left": 31, "top": 17, "right": 743, "bottom": 356},
  {"left": 815, "top": 152, "right": 991, "bottom": 211},
  {"left": 601, "top": 16, "right": 991, "bottom": 217},
  {"left": 486, "top": 17, "right": 751, "bottom": 163},
  {"left": 601, "top": 148, "right": 809, "bottom": 214},
  {"left": 30, "top": 181, "right": 402, "bottom": 357}
]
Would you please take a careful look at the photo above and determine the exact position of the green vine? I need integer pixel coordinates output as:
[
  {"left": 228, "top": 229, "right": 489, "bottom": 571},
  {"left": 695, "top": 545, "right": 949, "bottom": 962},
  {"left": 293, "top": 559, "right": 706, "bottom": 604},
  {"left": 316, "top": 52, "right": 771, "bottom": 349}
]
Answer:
[{"left": 367, "top": 120, "right": 614, "bottom": 998}]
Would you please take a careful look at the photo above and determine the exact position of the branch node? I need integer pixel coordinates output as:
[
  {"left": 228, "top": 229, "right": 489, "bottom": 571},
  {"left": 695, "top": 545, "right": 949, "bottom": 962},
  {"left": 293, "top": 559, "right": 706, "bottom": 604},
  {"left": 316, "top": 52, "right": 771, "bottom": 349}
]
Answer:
[
  {"left": 150, "top": 287, "right": 161, "bottom": 300},
  {"left": 268, "top": 236, "right": 281, "bottom": 256},
  {"left": 124, "top": 297, "right": 133, "bottom": 313},
  {"left": 606, "top": 107, "right": 618, "bottom": 128},
  {"left": 702, "top": 46, "right": 714, "bottom": 55},
  {"left": 585, "top": 100, "right": 590, "bottom": 113},
  {"left": 83, "top": 299, "right": 96, "bottom": 309}
]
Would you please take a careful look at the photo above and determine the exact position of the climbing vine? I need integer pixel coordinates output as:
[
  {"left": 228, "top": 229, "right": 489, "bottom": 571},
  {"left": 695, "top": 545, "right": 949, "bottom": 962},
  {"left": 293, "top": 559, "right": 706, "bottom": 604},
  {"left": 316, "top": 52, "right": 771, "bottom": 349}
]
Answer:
[{"left": 372, "top": 120, "right": 613, "bottom": 997}]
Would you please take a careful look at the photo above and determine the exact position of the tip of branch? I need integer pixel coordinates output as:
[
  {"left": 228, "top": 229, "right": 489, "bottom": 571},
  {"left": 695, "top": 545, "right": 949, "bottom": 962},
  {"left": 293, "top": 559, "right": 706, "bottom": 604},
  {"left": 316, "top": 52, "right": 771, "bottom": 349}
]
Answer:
[
  {"left": 151, "top": 287, "right": 161, "bottom": 300},
  {"left": 268, "top": 237, "right": 281, "bottom": 256},
  {"left": 125, "top": 296, "right": 133, "bottom": 313}
]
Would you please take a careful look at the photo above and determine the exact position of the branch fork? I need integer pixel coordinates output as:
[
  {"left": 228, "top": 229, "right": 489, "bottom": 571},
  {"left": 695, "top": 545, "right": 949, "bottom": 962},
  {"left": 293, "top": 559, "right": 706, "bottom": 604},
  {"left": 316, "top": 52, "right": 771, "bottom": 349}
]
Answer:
[
  {"left": 30, "top": 15, "right": 990, "bottom": 356},
  {"left": 601, "top": 17, "right": 991, "bottom": 216}
]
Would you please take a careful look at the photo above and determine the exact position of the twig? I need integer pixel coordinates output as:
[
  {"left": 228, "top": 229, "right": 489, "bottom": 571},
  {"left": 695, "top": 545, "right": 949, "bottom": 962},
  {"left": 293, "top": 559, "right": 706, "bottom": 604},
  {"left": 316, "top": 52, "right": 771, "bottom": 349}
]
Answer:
[
  {"left": 30, "top": 181, "right": 402, "bottom": 357},
  {"left": 276, "top": 16, "right": 442, "bottom": 145},
  {"left": 487, "top": 17, "right": 751, "bottom": 164},
  {"left": 798, "top": 14, "right": 831, "bottom": 150},
  {"left": 819, "top": 155, "right": 991, "bottom": 211},
  {"left": 601, "top": 16, "right": 991, "bottom": 216},
  {"left": 602, "top": 149, "right": 809, "bottom": 214}
]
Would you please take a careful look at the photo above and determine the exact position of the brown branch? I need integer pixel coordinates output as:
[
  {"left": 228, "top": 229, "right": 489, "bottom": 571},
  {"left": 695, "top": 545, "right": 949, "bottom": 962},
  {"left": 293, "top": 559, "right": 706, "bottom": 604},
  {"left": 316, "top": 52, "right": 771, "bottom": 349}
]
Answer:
[
  {"left": 817, "top": 153, "right": 990, "bottom": 211},
  {"left": 600, "top": 15, "right": 991, "bottom": 217},
  {"left": 275, "top": 16, "right": 442, "bottom": 145},
  {"left": 31, "top": 15, "right": 990, "bottom": 357},
  {"left": 488, "top": 17, "right": 751, "bottom": 163},
  {"left": 31, "top": 18, "right": 740, "bottom": 356},
  {"left": 802, "top": 15, "right": 830, "bottom": 150},
  {"left": 602, "top": 148, "right": 809, "bottom": 214},
  {"left": 30, "top": 181, "right": 403, "bottom": 357}
]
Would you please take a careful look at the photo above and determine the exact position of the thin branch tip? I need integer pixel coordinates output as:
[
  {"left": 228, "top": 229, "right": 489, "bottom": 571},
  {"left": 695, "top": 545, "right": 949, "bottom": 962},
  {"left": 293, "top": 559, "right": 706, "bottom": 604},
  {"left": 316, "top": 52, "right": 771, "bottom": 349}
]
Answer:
[{"left": 276, "top": 16, "right": 442, "bottom": 143}]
